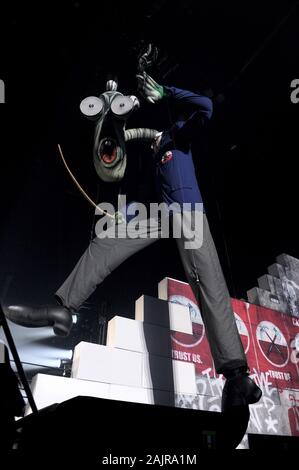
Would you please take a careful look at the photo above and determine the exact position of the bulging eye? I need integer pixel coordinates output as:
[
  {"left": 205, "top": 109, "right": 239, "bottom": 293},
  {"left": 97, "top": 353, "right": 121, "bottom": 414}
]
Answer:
[
  {"left": 110, "top": 95, "right": 134, "bottom": 117},
  {"left": 80, "top": 96, "right": 104, "bottom": 120}
]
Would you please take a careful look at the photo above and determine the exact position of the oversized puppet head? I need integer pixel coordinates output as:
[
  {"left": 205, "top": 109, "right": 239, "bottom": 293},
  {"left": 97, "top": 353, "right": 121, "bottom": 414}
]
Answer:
[{"left": 80, "top": 79, "right": 158, "bottom": 183}]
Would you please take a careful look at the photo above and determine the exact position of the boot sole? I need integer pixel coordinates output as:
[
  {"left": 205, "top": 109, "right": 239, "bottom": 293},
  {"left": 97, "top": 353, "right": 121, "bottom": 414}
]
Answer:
[{"left": 53, "top": 323, "right": 72, "bottom": 337}]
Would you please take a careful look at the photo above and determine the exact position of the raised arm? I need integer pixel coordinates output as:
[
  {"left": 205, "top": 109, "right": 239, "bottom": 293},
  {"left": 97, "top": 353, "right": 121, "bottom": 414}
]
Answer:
[
  {"left": 137, "top": 73, "right": 213, "bottom": 144},
  {"left": 163, "top": 86, "right": 213, "bottom": 143},
  {"left": 164, "top": 86, "right": 213, "bottom": 120}
]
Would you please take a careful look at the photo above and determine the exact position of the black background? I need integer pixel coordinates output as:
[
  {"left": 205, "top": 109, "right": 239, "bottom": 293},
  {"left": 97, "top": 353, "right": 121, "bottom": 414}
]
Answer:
[{"left": 0, "top": 0, "right": 298, "bottom": 331}]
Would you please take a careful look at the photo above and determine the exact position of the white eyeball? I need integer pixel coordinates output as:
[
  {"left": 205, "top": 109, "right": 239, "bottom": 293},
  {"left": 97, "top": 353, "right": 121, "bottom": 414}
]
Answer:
[
  {"left": 80, "top": 96, "right": 104, "bottom": 120},
  {"left": 110, "top": 95, "right": 134, "bottom": 117}
]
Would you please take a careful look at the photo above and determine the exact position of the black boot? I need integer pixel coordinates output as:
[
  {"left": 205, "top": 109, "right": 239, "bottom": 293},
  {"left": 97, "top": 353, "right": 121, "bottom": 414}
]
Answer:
[
  {"left": 4, "top": 305, "right": 73, "bottom": 337},
  {"left": 221, "top": 368, "right": 262, "bottom": 412}
]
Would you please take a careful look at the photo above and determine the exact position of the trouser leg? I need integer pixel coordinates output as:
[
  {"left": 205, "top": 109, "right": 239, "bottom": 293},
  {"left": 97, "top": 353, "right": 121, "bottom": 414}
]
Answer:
[
  {"left": 55, "top": 218, "right": 160, "bottom": 311},
  {"left": 174, "top": 211, "right": 247, "bottom": 374}
]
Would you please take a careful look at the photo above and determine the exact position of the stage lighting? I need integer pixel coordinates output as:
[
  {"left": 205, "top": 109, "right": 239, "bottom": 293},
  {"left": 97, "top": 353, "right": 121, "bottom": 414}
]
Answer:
[
  {"left": 65, "top": 349, "right": 73, "bottom": 360},
  {"left": 59, "top": 359, "right": 72, "bottom": 376}
]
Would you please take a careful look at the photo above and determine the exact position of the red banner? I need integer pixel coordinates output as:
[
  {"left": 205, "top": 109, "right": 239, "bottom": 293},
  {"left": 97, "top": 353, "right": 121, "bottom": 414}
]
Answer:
[{"left": 159, "top": 278, "right": 299, "bottom": 388}]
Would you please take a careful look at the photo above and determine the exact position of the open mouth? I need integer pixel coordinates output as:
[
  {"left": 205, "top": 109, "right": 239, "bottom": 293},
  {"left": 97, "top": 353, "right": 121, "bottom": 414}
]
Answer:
[{"left": 99, "top": 138, "right": 118, "bottom": 165}]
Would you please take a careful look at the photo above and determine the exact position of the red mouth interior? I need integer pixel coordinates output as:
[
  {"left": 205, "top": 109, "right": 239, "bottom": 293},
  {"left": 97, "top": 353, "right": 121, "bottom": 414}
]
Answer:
[{"left": 100, "top": 139, "right": 117, "bottom": 164}]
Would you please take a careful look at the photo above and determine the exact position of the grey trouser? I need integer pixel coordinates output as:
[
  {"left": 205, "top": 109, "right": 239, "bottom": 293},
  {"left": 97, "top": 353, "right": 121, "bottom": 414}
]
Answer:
[{"left": 55, "top": 213, "right": 247, "bottom": 374}]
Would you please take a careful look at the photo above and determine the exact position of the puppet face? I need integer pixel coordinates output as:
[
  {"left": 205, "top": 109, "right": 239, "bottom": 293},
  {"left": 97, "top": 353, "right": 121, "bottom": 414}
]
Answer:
[{"left": 80, "top": 80, "right": 139, "bottom": 183}]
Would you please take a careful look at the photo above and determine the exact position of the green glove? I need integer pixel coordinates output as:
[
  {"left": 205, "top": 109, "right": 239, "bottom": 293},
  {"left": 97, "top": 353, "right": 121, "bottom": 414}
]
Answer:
[{"left": 136, "top": 72, "right": 164, "bottom": 104}]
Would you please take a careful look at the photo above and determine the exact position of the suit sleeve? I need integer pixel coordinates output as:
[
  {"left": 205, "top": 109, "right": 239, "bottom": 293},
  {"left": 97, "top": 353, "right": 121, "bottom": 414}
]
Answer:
[{"left": 163, "top": 86, "right": 213, "bottom": 143}]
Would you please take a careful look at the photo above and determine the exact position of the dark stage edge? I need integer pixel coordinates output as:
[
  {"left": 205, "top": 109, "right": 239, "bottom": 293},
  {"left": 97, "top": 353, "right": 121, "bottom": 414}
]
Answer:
[
  {"left": 248, "top": 433, "right": 299, "bottom": 450},
  {"left": 11, "top": 396, "right": 250, "bottom": 457}
]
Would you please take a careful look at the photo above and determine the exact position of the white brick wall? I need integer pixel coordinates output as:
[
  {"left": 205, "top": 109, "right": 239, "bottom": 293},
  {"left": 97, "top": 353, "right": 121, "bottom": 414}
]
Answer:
[
  {"left": 107, "top": 315, "right": 172, "bottom": 356},
  {"left": 135, "top": 295, "right": 192, "bottom": 334},
  {"left": 26, "top": 373, "right": 109, "bottom": 414},
  {"left": 72, "top": 342, "right": 143, "bottom": 387}
]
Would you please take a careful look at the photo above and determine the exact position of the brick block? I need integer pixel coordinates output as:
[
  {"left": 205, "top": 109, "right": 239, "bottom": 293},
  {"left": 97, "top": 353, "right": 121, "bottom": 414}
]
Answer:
[
  {"left": 135, "top": 295, "right": 192, "bottom": 334},
  {"left": 142, "top": 355, "right": 197, "bottom": 394},
  {"left": 26, "top": 373, "right": 109, "bottom": 414},
  {"left": 72, "top": 342, "right": 143, "bottom": 388},
  {"left": 107, "top": 315, "right": 172, "bottom": 357}
]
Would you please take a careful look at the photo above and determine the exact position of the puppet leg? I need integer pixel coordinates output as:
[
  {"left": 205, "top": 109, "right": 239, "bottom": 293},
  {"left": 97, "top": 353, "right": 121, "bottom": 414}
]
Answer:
[
  {"left": 56, "top": 217, "right": 160, "bottom": 311},
  {"left": 5, "top": 218, "right": 160, "bottom": 336},
  {"left": 174, "top": 211, "right": 262, "bottom": 410}
]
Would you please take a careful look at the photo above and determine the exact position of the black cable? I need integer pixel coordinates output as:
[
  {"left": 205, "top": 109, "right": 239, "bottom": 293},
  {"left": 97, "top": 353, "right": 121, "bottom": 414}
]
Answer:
[
  {"left": 0, "top": 304, "right": 38, "bottom": 414},
  {"left": 10, "top": 359, "right": 63, "bottom": 370}
]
